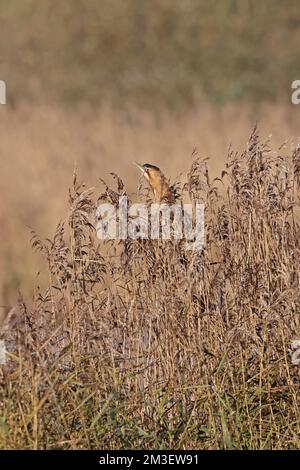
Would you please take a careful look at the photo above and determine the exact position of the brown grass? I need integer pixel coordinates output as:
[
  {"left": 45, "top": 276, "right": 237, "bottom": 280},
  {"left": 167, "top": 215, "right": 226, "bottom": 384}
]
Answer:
[
  {"left": 1, "top": 113, "right": 300, "bottom": 449},
  {"left": 1, "top": 102, "right": 300, "bottom": 308}
]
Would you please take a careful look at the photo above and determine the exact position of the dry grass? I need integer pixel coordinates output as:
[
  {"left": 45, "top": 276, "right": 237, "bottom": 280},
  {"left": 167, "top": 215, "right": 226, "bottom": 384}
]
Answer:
[
  {"left": 1, "top": 119, "right": 300, "bottom": 449},
  {"left": 1, "top": 102, "right": 300, "bottom": 308}
]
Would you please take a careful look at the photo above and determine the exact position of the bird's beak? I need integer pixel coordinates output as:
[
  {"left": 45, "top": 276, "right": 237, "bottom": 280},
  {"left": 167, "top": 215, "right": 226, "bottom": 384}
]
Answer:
[{"left": 133, "top": 162, "right": 145, "bottom": 174}]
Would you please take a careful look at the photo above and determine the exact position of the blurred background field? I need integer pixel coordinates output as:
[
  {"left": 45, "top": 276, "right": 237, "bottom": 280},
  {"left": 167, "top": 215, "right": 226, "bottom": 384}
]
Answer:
[
  {"left": 1, "top": 0, "right": 300, "bottom": 107},
  {"left": 1, "top": 0, "right": 300, "bottom": 311},
  {"left": 1, "top": 0, "right": 300, "bottom": 451}
]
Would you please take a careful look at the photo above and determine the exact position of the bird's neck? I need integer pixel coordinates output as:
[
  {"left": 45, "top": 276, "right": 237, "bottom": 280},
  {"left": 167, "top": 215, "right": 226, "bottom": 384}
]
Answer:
[{"left": 154, "top": 179, "right": 175, "bottom": 204}]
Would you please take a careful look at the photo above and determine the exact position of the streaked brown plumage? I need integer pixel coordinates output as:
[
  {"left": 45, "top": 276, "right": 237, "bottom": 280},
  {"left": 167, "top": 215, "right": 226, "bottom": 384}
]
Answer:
[{"left": 134, "top": 163, "right": 176, "bottom": 204}]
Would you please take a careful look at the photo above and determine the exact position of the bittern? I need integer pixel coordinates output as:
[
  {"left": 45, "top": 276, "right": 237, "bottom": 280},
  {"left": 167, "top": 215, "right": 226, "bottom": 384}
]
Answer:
[{"left": 134, "top": 163, "right": 176, "bottom": 204}]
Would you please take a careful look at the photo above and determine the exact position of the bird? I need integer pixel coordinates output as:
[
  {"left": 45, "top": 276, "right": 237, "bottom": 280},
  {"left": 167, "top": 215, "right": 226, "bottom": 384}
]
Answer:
[{"left": 134, "top": 162, "right": 176, "bottom": 204}]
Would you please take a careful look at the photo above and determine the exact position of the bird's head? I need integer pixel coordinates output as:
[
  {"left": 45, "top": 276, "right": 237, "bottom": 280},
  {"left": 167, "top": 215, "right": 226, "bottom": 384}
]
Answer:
[
  {"left": 134, "top": 162, "right": 176, "bottom": 203},
  {"left": 134, "top": 162, "right": 161, "bottom": 184}
]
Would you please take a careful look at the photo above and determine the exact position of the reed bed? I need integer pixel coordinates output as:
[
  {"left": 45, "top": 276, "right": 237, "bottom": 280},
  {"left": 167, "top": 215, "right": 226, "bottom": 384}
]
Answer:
[{"left": 0, "top": 126, "right": 300, "bottom": 449}]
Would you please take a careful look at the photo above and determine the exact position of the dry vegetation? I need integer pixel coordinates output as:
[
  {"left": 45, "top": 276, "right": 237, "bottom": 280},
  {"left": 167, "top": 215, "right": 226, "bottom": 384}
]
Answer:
[
  {"left": 1, "top": 0, "right": 300, "bottom": 452},
  {"left": 1, "top": 122, "right": 300, "bottom": 449},
  {"left": 1, "top": 102, "right": 300, "bottom": 308}
]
